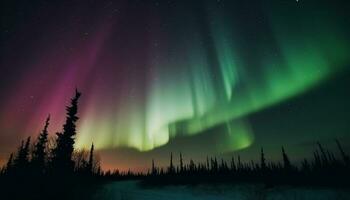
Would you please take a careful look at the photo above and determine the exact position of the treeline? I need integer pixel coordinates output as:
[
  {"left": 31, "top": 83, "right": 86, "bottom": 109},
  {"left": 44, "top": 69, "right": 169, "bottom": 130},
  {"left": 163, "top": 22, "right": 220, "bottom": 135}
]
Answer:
[
  {"left": 0, "top": 90, "right": 100, "bottom": 178},
  {"left": 142, "top": 142, "right": 350, "bottom": 187},
  {"left": 0, "top": 90, "right": 103, "bottom": 200},
  {"left": 0, "top": 89, "right": 349, "bottom": 193}
]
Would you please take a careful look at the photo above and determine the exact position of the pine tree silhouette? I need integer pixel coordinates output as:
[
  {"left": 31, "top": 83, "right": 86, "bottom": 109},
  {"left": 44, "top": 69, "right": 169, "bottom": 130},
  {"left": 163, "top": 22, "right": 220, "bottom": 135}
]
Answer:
[
  {"left": 260, "top": 148, "right": 266, "bottom": 171},
  {"left": 5, "top": 153, "right": 14, "bottom": 173},
  {"left": 335, "top": 139, "right": 349, "bottom": 165},
  {"left": 313, "top": 150, "right": 321, "bottom": 169},
  {"left": 151, "top": 159, "right": 156, "bottom": 175},
  {"left": 179, "top": 152, "right": 184, "bottom": 173},
  {"left": 206, "top": 156, "right": 210, "bottom": 170},
  {"left": 14, "top": 137, "right": 31, "bottom": 172},
  {"left": 214, "top": 157, "right": 218, "bottom": 172},
  {"left": 52, "top": 89, "right": 81, "bottom": 173},
  {"left": 230, "top": 156, "right": 236, "bottom": 171},
  {"left": 317, "top": 142, "right": 329, "bottom": 165},
  {"left": 237, "top": 155, "right": 241, "bottom": 171},
  {"left": 32, "top": 115, "right": 50, "bottom": 172},
  {"left": 189, "top": 159, "right": 195, "bottom": 172},
  {"left": 282, "top": 146, "right": 291, "bottom": 171},
  {"left": 14, "top": 140, "right": 24, "bottom": 165},
  {"left": 168, "top": 152, "right": 175, "bottom": 174},
  {"left": 87, "top": 143, "right": 94, "bottom": 174}
]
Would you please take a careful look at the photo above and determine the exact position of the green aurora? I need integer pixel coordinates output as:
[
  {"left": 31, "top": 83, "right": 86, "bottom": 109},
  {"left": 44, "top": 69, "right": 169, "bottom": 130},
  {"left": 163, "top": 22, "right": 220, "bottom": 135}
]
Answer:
[{"left": 75, "top": 0, "right": 350, "bottom": 153}]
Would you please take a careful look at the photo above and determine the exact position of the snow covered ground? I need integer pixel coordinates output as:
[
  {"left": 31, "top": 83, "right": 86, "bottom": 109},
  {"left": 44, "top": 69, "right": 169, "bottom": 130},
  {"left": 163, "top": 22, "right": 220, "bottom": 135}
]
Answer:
[{"left": 91, "top": 181, "right": 350, "bottom": 200}]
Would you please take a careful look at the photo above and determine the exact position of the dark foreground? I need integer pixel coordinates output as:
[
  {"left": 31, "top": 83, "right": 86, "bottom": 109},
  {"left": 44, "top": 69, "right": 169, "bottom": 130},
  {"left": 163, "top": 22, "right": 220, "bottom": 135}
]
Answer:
[
  {"left": 2, "top": 178, "right": 349, "bottom": 200},
  {"left": 1, "top": 173, "right": 350, "bottom": 200},
  {"left": 96, "top": 181, "right": 350, "bottom": 200}
]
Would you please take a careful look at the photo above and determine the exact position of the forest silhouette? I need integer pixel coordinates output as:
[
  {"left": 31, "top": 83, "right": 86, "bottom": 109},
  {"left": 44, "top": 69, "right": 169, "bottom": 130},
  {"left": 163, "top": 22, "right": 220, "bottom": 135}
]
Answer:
[{"left": 0, "top": 90, "right": 349, "bottom": 199}]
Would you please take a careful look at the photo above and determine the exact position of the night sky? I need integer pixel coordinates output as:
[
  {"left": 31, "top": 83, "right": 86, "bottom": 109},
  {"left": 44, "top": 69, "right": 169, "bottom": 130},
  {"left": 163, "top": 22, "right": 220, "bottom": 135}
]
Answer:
[{"left": 1, "top": 0, "right": 350, "bottom": 171}]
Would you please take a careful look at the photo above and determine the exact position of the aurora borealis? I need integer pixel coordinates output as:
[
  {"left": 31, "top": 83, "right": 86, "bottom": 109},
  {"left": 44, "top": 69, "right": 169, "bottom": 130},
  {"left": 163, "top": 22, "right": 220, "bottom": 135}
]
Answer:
[{"left": 1, "top": 0, "right": 350, "bottom": 171}]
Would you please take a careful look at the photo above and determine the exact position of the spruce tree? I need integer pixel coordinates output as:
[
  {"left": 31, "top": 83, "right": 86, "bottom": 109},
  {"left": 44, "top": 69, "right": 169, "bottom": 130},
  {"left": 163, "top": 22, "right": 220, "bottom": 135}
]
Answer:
[
  {"left": 230, "top": 156, "right": 236, "bottom": 171},
  {"left": 52, "top": 89, "right": 81, "bottom": 173},
  {"left": 14, "top": 137, "right": 31, "bottom": 171},
  {"left": 179, "top": 152, "right": 184, "bottom": 172},
  {"left": 168, "top": 152, "right": 174, "bottom": 174},
  {"left": 151, "top": 159, "right": 156, "bottom": 175},
  {"left": 237, "top": 155, "right": 241, "bottom": 171},
  {"left": 14, "top": 140, "right": 24, "bottom": 167},
  {"left": 317, "top": 142, "right": 328, "bottom": 165},
  {"left": 87, "top": 143, "right": 94, "bottom": 174},
  {"left": 281, "top": 146, "right": 291, "bottom": 171},
  {"left": 214, "top": 157, "right": 217, "bottom": 171},
  {"left": 5, "top": 153, "right": 14, "bottom": 173},
  {"left": 189, "top": 159, "right": 195, "bottom": 172},
  {"left": 206, "top": 156, "right": 210, "bottom": 170},
  {"left": 260, "top": 147, "right": 266, "bottom": 171},
  {"left": 32, "top": 115, "right": 50, "bottom": 171},
  {"left": 335, "top": 139, "right": 349, "bottom": 165}
]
